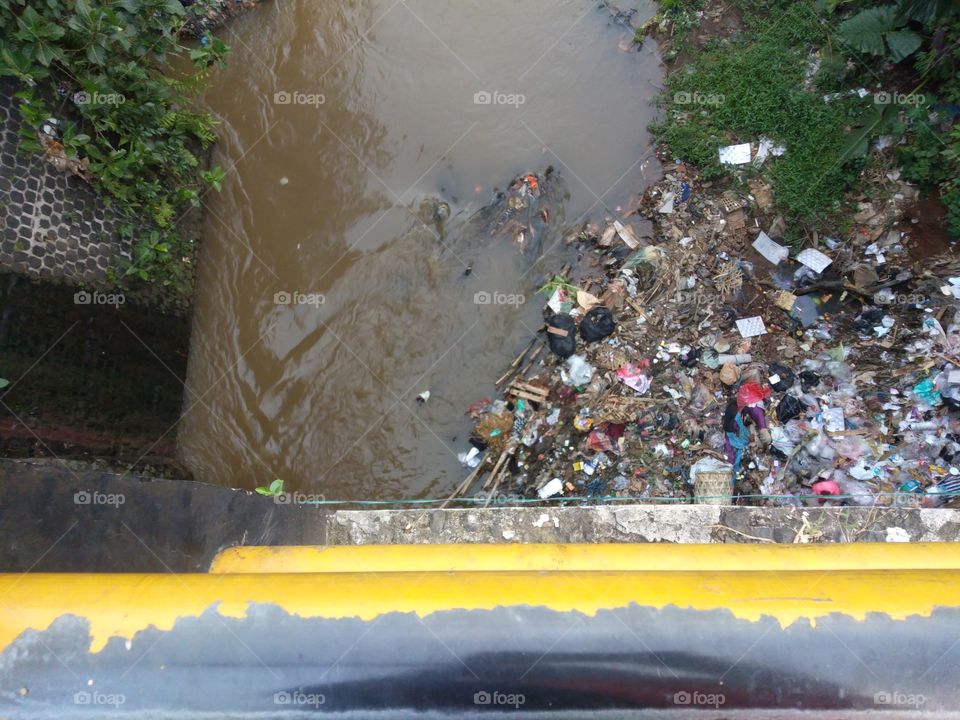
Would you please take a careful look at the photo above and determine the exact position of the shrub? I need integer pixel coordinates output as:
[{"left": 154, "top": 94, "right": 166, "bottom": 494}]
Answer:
[{"left": 0, "top": 0, "right": 229, "bottom": 300}]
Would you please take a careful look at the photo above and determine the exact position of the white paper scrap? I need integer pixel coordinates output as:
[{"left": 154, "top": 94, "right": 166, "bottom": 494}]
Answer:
[
  {"left": 537, "top": 478, "right": 564, "bottom": 499},
  {"left": 753, "top": 136, "right": 786, "bottom": 166},
  {"left": 796, "top": 248, "right": 833, "bottom": 273},
  {"left": 736, "top": 316, "right": 767, "bottom": 338},
  {"left": 658, "top": 192, "right": 675, "bottom": 214},
  {"left": 719, "top": 142, "right": 752, "bottom": 165},
  {"left": 752, "top": 231, "right": 789, "bottom": 265},
  {"left": 547, "top": 287, "right": 568, "bottom": 314},
  {"left": 613, "top": 220, "right": 639, "bottom": 248}
]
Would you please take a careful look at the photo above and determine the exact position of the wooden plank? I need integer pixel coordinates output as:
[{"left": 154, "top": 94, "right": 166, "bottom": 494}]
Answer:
[{"left": 507, "top": 389, "right": 548, "bottom": 403}]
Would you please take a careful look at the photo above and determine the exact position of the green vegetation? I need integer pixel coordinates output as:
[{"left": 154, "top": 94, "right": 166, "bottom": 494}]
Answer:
[
  {"left": 538, "top": 275, "right": 578, "bottom": 297},
  {"left": 640, "top": 0, "right": 707, "bottom": 58},
  {"left": 893, "top": 6, "right": 960, "bottom": 236},
  {"left": 0, "top": 0, "right": 229, "bottom": 300},
  {"left": 256, "top": 479, "right": 285, "bottom": 497},
  {"left": 652, "top": 2, "right": 860, "bottom": 237},
  {"left": 652, "top": 0, "right": 960, "bottom": 240}
]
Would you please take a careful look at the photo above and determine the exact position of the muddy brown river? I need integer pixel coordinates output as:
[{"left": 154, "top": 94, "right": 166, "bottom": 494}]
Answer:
[{"left": 178, "top": 0, "right": 663, "bottom": 499}]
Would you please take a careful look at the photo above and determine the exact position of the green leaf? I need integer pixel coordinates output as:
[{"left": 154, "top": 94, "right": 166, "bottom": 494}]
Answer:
[
  {"left": 86, "top": 44, "right": 108, "bottom": 66},
  {"left": 898, "top": 0, "right": 960, "bottom": 26},
  {"left": 255, "top": 479, "right": 285, "bottom": 496},
  {"left": 837, "top": 104, "right": 899, "bottom": 163},
  {"left": 837, "top": 5, "right": 898, "bottom": 56},
  {"left": 34, "top": 43, "right": 57, "bottom": 67},
  {"left": 0, "top": 378, "right": 10, "bottom": 390},
  {"left": 884, "top": 28, "right": 922, "bottom": 62}
]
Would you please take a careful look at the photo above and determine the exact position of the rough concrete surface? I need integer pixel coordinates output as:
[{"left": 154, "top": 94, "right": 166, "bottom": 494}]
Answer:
[{"left": 329, "top": 505, "right": 960, "bottom": 545}]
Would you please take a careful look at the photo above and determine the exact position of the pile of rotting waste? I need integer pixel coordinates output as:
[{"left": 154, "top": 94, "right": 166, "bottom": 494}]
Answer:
[{"left": 450, "top": 157, "right": 960, "bottom": 509}]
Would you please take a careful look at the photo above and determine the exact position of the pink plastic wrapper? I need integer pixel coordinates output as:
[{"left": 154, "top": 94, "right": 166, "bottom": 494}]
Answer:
[
  {"left": 617, "top": 363, "right": 652, "bottom": 394},
  {"left": 811, "top": 479, "right": 841, "bottom": 496}
]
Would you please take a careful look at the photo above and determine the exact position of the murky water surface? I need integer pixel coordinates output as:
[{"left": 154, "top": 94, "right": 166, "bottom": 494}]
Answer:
[{"left": 179, "top": 0, "right": 662, "bottom": 498}]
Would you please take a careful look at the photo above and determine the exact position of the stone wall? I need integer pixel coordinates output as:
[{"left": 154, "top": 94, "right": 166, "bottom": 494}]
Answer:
[{"left": 0, "top": 80, "right": 129, "bottom": 285}]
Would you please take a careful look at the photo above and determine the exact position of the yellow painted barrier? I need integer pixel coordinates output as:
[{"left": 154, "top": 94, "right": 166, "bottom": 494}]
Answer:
[
  {"left": 2, "top": 544, "right": 960, "bottom": 655},
  {"left": 208, "top": 541, "right": 960, "bottom": 574}
]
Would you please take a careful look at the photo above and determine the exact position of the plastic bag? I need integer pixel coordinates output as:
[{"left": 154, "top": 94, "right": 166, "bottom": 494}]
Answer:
[
  {"left": 580, "top": 306, "right": 616, "bottom": 342},
  {"left": 564, "top": 354, "right": 595, "bottom": 386},
  {"left": 777, "top": 394, "right": 805, "bottom": 423},
  {"left": 737, "top": 382, "right": 772, "bottom": 409},
  {"left": 546, "top": 313, "right": 576, "bottom": 358},
  {"left": 768, "top": 363, "right": 795, "bottom": 392}
]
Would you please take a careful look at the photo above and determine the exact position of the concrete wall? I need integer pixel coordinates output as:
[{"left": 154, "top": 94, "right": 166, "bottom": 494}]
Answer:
[{"left": 2, "top": 459, "right": 959, "bottom": 573}]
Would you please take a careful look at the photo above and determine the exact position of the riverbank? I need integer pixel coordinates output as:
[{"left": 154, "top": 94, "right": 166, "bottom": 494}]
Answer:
[{"left": 454, "top": 0, "right": 960, "bottom": 509}]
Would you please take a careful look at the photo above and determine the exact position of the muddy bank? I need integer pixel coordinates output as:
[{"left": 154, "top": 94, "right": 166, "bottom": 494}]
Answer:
[{"left": 180, "top": 0, "right": 268, "bottom": 38}]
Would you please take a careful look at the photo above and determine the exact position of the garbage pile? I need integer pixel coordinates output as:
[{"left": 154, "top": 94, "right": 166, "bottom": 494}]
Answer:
[{"left": 454, "top": 158, "right": 960, "bottom": 508}]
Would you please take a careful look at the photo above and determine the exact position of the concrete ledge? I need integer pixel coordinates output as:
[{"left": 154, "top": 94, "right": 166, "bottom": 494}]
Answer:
[
  {"left": 2, "top": 459, "right": 960, "bottom": 573},
  {"left": 329, "top": 505, "right": 960, "bottom": 545}
]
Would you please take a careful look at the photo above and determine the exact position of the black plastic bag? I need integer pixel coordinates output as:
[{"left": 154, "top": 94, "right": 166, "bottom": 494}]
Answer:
[
  {"left": 799, "top": 370, "right": 821, "bottom": 392},
  {"left": 580, "top": 306, "right": 616, "bottom": 342},
  {"left": 546, "top": 313, "right": 576, "bottom": 358},
  {"left": 768, "top": 363, "right": 794, "bottom": 392},
  {"left": 776, "top": 394, "right": 805, "bottom": 423}
]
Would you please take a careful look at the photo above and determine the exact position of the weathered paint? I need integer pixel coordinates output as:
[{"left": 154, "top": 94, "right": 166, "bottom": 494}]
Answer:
[{"left": 2, "top": 543, "right": 960, "bottom": 654}]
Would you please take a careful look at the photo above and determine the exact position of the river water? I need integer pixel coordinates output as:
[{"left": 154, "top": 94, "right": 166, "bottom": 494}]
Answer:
[{"left": 178, "top": 0, "right": 663, "bottom": 499}]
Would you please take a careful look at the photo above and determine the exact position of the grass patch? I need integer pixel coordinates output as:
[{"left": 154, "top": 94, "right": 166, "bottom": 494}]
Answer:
[
  {"left": 642, "top": 0, "right": 707, "bottom": 58},
  {"left": 651, "top": 1, "right": 867, "bottom": 234}
]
